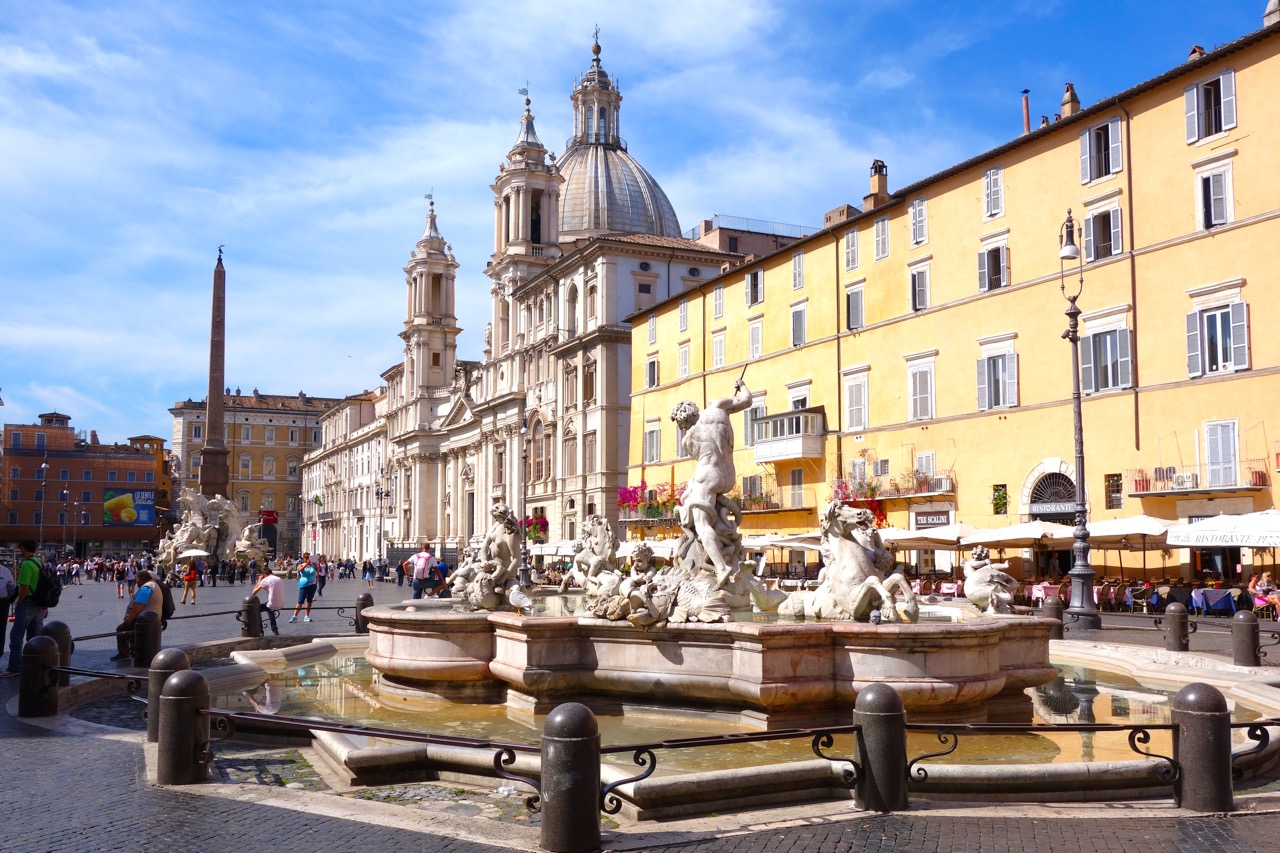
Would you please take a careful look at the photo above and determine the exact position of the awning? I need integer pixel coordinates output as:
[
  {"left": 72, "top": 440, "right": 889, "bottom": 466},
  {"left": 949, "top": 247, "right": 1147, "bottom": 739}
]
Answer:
[
  {"left": 961, "top": 521, "right": 1076, "bottom": 550},
  {"left": 1165, "top": 509, "right": 1280, "bottom": 548}
]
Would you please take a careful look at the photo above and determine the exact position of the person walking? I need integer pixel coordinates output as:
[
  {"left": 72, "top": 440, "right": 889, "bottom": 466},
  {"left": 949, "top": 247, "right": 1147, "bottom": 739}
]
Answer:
[
  {"left": 180, "top": 559, "right": 199, "bottom": 605},
  {"left": 316, "top": 558, "right": 327, "bottom": 597},
  {"left": 251, "top": 569, "right": 285, "bottom": 635},
  {"left": 3, "top": 540, "right": 47, "bottom": 677},
  {"left": 288, "top": 560, "right": 318, "bottom": 623}
]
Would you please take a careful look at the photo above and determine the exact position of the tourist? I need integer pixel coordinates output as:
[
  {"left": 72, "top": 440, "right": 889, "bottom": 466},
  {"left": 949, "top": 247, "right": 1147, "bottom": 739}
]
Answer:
[
  {"left": 251, "top": 569, "right": 285, "bottom": 635},
  {"left": 3, "top": 540, "right": 47, "bottom": 677},
  {"left": 288, "top": 560, "right": 318, "bottom": 623},
  {"left": 114, "top": 562, "right": 127, "bottom": 599},
  {"left": 0, "top": 559, "right": 13, "bottom": 660},
  {"left": 395, "top": 558, "right": 406, "bottom": 587},
  {"left": 1249, "top": 571, "right": 1280, "bottom": 614},
  {"left": 407, "top": 544, "right": 440, "bottom": 600},
  {"left": 180, "top": 559, "right": 199, "bottom": 605},
  {"left": 111, "top": 569, "right": 163, "bottom": 661},
  {"left": 316, "top": 558, "right": 327, "bottom": 597}
]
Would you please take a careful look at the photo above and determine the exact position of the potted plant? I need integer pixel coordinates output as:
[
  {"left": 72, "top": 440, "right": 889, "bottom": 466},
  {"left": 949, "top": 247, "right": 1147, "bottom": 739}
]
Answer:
[{"left": 1132, "top": 470, "right": 1151, "bottom": 492}]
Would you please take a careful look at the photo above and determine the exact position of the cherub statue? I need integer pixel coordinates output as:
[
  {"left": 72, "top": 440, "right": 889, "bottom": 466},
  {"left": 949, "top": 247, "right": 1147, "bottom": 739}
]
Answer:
[{"left": 962, "top": 545, "right": 1018, "bottom": 614}]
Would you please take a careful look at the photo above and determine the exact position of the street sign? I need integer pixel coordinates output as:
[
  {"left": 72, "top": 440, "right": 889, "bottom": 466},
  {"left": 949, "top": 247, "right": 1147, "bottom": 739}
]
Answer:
[{"left": 259, "top": 509, "right": 279, "bottom": 525}]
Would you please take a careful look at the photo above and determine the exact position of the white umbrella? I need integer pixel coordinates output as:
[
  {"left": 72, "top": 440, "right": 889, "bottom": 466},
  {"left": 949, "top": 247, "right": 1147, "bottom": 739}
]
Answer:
[
  {"left": 177, "top": 548, "right": 210, "bottom": 560},
  {"left": 1086, "top": 515, "right": 1179, "bottom": 549},
  {"left": 1166, "top": 509, "right": 1280, "bottom": 548},
  {"left": 881, "top": 522, "right": 983, "bottom": 551},
  {"left": 768, "top": 532, "right": 822, "bottom": 552},
  {"left": 961, "top": 520, "right": 1076, "bottom": 550}
]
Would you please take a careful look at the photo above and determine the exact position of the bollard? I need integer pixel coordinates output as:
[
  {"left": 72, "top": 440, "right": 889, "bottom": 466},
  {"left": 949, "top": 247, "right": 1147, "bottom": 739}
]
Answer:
[
  {"left": 1164, "top": 603, "right": 1189, "bottom": 652},
  {"left": 853, "top": 683, "right": 909, "bottom": 813},
  {"left": 132, "top": 610, "right": 162, "bottom": 668},
  {"left": 540, "top": 702, "right": 601, "bottom": 853},
  {"left": 1232, "top": 610, "right": 1261, "bottom": 667},
  {"left": 147, "top": 648, "right": 191, "bottom": 743},
  {"left": 1172, "top": 682, "right": 1233, "bottom": 812},
  {"left": 240, "top": 596, "right": 263, "bottom": 638},
  {"left": 156, "top": 669, "right": 211, "bottom": 785},
  {"left": 17, "top": 635, "right": 60, "bottom": 718},
  {"left": 40, "top": 620, "right": 73, "bottom": 687},
  {"left": 355, "top": 592, "right": 374, "bottom": 635},
  {"left": 1042, "top": 597, "right": 1064, "bottom": 640}
]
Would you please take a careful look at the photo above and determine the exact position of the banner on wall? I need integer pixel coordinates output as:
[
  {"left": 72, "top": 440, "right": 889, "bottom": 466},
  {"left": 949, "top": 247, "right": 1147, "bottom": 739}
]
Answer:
[{"left": 102, "top": 489, "right": 157, "bottom": 526}]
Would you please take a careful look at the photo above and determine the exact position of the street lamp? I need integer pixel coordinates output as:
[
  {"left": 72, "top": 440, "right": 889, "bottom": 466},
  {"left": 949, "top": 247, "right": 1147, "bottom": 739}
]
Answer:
[
  {"left": 1059, "top": 209, "right": 1101, "bottom": 629},
  {"left": 37, "top": 454, "right": 49, "bottom": 554},
  {"left": 374, "top": 475, "right": 393, "bottom": 564},
  {"left": 518, "top": 414, "right": 531, "bottom": 588},
  {"left": 60, "top": 490, "right": 68, "bottom": 554},
  {"left": 72, "top": 502, "right": 80, "bottom": 559}
]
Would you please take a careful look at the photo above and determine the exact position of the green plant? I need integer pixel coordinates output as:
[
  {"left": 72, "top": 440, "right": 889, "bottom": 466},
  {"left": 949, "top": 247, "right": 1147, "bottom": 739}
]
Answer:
[{"left": 992, "top": 484, "right": 1008, "bottom": 515}]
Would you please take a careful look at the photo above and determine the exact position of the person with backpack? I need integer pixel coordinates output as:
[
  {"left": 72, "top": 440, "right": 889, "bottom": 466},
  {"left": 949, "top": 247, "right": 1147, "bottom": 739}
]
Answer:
[
  {"left": 111, "top": 569, "right": 164, "bottom": 661},
  {"left": 3, "top": 540, "right": 51, "bottom": 677}
]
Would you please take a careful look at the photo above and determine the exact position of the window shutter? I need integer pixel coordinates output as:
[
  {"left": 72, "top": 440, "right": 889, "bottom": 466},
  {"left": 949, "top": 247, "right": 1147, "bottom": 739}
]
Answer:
[
  {"left": 1005, "top": 352, "right": 1018, "bottom": 407},
  {"left": 1079, "top": 131, "right": 1091, "bottom": 183},
  {"left": 1209, "top": 172, "right": 1227, "bottom": 225},
  {"left": 1081, "top": 333, "right": 1096, "bottom": 393},
  {"left": 1108, "top": 117, "right": 1123, "bottom": 173},
  {"left": 744, "top": 273, "right": 752, "bottom": 306},
  {"left": 1185, "top": 85, "right": 1199, "bottom": 143},
  {"left": 976, "top": 358, "right": 989, "bottom": 411},
  {"left": 1230, "top": 301, "right": 1249, "bottom": 371},
  {"left": 977, "top": 250, "right": 989, "bottom": 292},
  {"left": 1084, "top": 214, "right": 1095, "bottom": 262},
  {"left": 1186, "top": 311, "right": 1203, "bottom": 377},
  {"left": 791, "top": 309, "right": 805, "bottom": 346},
  {"left": 846, "top": 289, "right": 863, "bottom": 330},
  {"left": 847, "top": 380, "right": 866, "bottom": 431},
  {"left": 910, "top": 203, "right": 919, "bottom": 242},
  {"left": 999, "top": 245, "right": 1008, "bottom": 287},
  {"left": 912, "top": 270, "right": 928, "bottom": 311},
  {"left": 1220, "top": 71, "right": 1236, "bottom": 131},
  {"left": 984, "top": 171, "right": 993, "bottom": 215},
  {"left": 1117, "top": 329, "right": 1132, "bottom": 389},
  {"left": 1110, "top": 207, "right": 1123, "bottom": 254},
  {"left": 921, "top": 369, "right": 932, "bottom": 419}
]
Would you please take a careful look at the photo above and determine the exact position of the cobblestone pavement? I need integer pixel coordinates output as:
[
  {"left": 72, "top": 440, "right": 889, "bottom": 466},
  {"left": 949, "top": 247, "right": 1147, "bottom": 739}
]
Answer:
[{"left": 4, "top": 581, "right": 1280, "bottom": 852}]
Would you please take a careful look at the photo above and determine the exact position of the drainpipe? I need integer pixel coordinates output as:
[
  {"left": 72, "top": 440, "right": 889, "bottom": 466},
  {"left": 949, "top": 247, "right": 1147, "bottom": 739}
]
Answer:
[
  {"left": 1120, "top": 102, "right": 1140, "bottom": 452},
  {"left": 832, "top": 231, "right": 845, "bottom": 482}
]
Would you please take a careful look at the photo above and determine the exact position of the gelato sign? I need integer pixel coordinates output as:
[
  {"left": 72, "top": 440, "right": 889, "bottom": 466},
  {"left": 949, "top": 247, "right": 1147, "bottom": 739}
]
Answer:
[{"left": 103, "top": 489, "right": 157, "bottom": 526}]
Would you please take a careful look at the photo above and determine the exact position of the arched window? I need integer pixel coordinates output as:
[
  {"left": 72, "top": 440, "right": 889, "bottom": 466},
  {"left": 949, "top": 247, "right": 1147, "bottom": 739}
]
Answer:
[
  {"left": 287, "top": 456, "right": 299, "bottom": 477},
  {"left": 586, "top": 106, "right": 594, "bottom": 142},
  {"left": 565, "top": 285, "right": 578, "bottom": 337},
  {"left": 263, "top": 454, "right": 276, "bottom": 479},
  {"left": 533, "top": 421, "right": 547, "bottom": 481},
  {"left": 262, "top": 490, "right": 276, "bottom": 510}
]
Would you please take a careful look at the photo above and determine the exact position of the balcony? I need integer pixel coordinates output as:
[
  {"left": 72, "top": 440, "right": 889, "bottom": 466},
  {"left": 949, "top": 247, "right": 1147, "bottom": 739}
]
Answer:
[
  {"left": 1126, "top": 460, "right": 1270, "bottom": 496},
  {"left": 752, "top": 409, "right": 825, "bottom": 465},
  {"left": 831, "top": 470, "right": 957, "bottom": 504}
]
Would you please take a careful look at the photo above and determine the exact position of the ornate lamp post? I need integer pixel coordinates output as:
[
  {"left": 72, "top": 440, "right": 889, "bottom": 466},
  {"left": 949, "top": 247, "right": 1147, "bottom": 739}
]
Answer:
[
  {"left": 60, "top": 490, "right": 68, "bottom": 554},
  {"left": 1059, "top": 209, "right": 1101, "bottom": 629},
  {"left": 519, "top": 414, "right": 531, "bottom": 588},
  {"left": 374, "top": 475, "right": 393, "bottom": 564},
  {"left": 37, "top": 454, "right": 49, "bottom": 553},
  {"left": 72, "top": 501, "right": 80, "bottom": 558}
]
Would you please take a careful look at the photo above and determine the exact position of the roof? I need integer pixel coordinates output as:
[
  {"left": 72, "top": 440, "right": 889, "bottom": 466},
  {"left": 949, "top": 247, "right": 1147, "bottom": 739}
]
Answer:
[
  {"left": 171, "top": 392, "right": 343, "bottom": 413},
  {"left": 598, "top": 233, "right": 739, "bottom": 253},
  {"left": 558, "top": 143, "right": 682, "bottom": 238}
]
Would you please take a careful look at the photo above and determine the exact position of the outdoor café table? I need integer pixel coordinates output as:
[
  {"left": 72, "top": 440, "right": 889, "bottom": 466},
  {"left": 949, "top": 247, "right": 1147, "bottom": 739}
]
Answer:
[
  {"left": 1191, "top": 587, "right": 1237, "bottom": 615},
  {"left": 937, "top": 582, "right": 959, "bottom": 596},
  {"left": 1027, "top": 583, "right": 1058, "bottom": 602},
  {"left": 910, "top": 579, "right": 922, "bottom": 595}
]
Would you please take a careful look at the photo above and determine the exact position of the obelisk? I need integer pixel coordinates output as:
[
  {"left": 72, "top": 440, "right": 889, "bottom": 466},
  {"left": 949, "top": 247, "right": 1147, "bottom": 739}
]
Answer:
[{"left": 199, "top": 248, "right": 230, "bottom": 498}]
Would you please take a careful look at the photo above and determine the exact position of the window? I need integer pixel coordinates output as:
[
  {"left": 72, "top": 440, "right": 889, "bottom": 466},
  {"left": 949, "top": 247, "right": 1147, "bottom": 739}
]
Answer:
[
  {"left": 287, "top": 494, "right": 298, "bottom": 513},
  {"left": 910, "top": 267, "right": 929, "bottom": 312},
  {"left": 82, "top": 470, "right": 91, "bottom": 481},
  {"left": 563, "top": 437, "right": 577, "bottom": 477},
  {"left": 584, "top": 432, "right": 597, "bottom": 474},
  {"left": 107, "top": 470, "right": 118, "bottom": 482},
  {"left": 1206, "top": 420, "right": 1238, "bottom": 487},
  {"left": 7, "top": 466, "right": 16, "bottom": 479},
  {"left": 493, "top": 446, "right": 505, "bottom": 485},
  {"left": 647, "top": 314, "right": 657, "bottom": 344},
  {"left": 563, "top": 368, "right": 577, "bottom": 408},
  {"left": 240, "top": 424, "right": 251, "bottom": 442},
  {"left": 1185, "top": 70, "right": 1236, "bottom": 143},
  {"left": 791, "top": 252, "right": 805, "bottom": 290},
  {"left": 583, "top": 361, "right": 597, "bottom": 403},
  {"left": 1197, "top": 166, "right": 1232, "bottom": 229},
  {"left": 874, "top": 216, "right": 889, "bottom": 260},
  {"left": 977, "top": 353, "right": 1018, "bottom": 410},
  {"left": 145, "top": 471, "right": 155, "bottom": 483},
  {"left": 289, "top": 428, "right": 299, "bottom": 444},
  {"left": 37, "top": 467, "right": 46, "bottom": 481},
  {"left": 845, "top": 287, "right": 864, "bottom": 330},
  {"left": 238, "top": 491, "right": 250, "bottom": 512},
  {"left": 127, "top": 471, "right": 137, "bottom": 482},
  {"left": 1084, "top": 208, "right": 1123, "bottom": 261},
  {"left": 983, "top": 168, "right": 1003, "bottom": 218},
  {"left": 645, "top": 358, "right": 659, "bottom": 389},
  {"left": 6, "top": 511, "right": 15, "bottom": 525},
  {"left": 712, "top": 333, "right": 725, "bottom": 369},
  {"left": 312, "top": 429, "right": 320, "bottom": 444},
  {"left": 749, "top": 321, "right": 762, "bottom": 359},
  {"left": 8, "top": 433, "right": 18, "bottom": 448},
  {"left": 81, "top": 490, "right": 91, "bottom": 502},
  {"left": 743, "top": 402, "right": 765, "bottom": 448},
  {"left": 742, "top": 475, "right": 763, "bottom": 497},
  {"left": 914, "top": 452, "right": 935, "bottom": 478},
  {"left": 532, "top": 422, "right": 547, "bottom": 481},
  {"left": 1080, "top": 117, "right": 1123, "bottom": 182},
  {"left": 712, "top": 284, "right": 724, "bottom": 319},
  {"left": 33, "top": 511, "right": 41, "bottom": 526},
  {"left": 263, "top": 493, "right": 276, "bottom": 510},
  {"left": 1082, "top": 329, "right": 1132, "bottom": 393},
  {"left": 909, "top": 199, "right": 927, "bottom": 245},
  {"left": 35, "top": 433, "right": 46, "bottom": 449},
  {"left": 678, "top": 345, "right": 690, "bottom": 378},
  {"left": 745, "top": 270, "right": 764, "bottom": 306},
  {"left": 790, "top": 305, "right": 806, "bottom": 347},
  {"left": 263, "top": 455, "right": 276, "bottom": 479},
  {"left": 287, "top": 457, "right": 299, "bottom": 477},
  {"left": 978, "top": 245, "right": 1008, "bottom": 291},
  {"left": 993, "top": 484, "right": 1008, "bottom": 515},
  {"left": 844, "top": 373, "right": 868, "bottom": 431},
  {"left": 643, "top": 426, "right": 661, "bottom": 464},
  {"left": 1187, "top": 303, "right": 1248, "bottom": 377},
  {"left": 873, "top": 459, "right": 890, "bottom": 477},
  {"left": 191, "top": 424, "right": 203, "bottom": 440},
  {"left": 59, "top": 469, "right": 68, "bottom": 481},
  {"left": 909, "top": 364, "right": 934, "bottom": 421},
  {"left": 789, "top": 469, "right": 804, "bottom": 507},
  {"left": 265, "top": 426, "right": 276, "bottom": 444},
  {"left": 678, "top": 299, "right": 688, "bottom": 331},
  {"left": 7, "top": 488, "right": 16, "bottom": 501},
  {"left": 843, "top": 230, "right": 858, "bottom": 271},
  {"left": 1105, "top": 473, "right": 1123, "bottom": 510},
  {"left": 33, "top": 488, "right": 43, "bottom": 502},
  {"left": 675, "top": 425, "right": 689, "bottom": 458},
  {"left": 239, "top": 454, "right": 251, "bottom": 474}
]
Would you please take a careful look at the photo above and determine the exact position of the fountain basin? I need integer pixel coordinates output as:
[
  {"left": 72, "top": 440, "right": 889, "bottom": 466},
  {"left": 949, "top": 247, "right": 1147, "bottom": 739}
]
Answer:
[{"left": 363, "top": 601, "right": 1057, "bottom": 727}]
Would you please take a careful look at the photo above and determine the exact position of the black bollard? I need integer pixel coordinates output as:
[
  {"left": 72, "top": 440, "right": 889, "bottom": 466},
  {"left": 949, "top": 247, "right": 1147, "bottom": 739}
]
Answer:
[
  {"left": 241, "top": 596, "right": 263, "bottom": 638},
  {"left": 853, "top": 683, "right": 909, "bottom": 813},
  {"left": 1232, "top": 610, "right": 1261, "bottom": 667},
  {"left": 1172, "top": 682, "right": 1233, "bottom": 812},
  {"left": 132, "top": 610, "right": 162, "bottom": 668},
  {"left": 355, "top": 592, "right": 374, "bottom": 634},
  {"left": 17, "top": 635, "right": 60, "bottom": 717},
  {"left": 540, "top": 702, "right": 601, "bottom": 853},
  {"left": 40, "top": 620, "right": 73, "bottom": 687},
  {"left": 1042, "top": 597, "right": 1064, "bottom": 640},
  {"left": 147, "top": 648, "right": 191, "bottom": 744},
  {"left": 156, "top": 669, "right": 211, "bottom": 785},
  {"left": 1164, "top": 603, "right": 1189, "bottom": 652}
]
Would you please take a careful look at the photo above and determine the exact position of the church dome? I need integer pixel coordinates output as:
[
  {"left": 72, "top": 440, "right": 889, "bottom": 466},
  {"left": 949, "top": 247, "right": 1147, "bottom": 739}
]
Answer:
[{"left": 556, "top": 38, "right": 681, "bottom": 240}]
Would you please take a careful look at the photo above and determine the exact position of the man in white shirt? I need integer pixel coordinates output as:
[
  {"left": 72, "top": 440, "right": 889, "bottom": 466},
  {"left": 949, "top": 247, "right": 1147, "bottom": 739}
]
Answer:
[
  {"left": 251, "top": 569, "right": 286, "bottom": 635},
  {"left": 407, "top": 544, "right": 440, "bottom": 600}
]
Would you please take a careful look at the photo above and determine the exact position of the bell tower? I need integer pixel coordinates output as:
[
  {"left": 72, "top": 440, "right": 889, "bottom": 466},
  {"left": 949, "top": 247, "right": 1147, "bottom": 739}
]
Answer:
[{"left": 402, "top": 199, "right": 459, "bottom": 392}]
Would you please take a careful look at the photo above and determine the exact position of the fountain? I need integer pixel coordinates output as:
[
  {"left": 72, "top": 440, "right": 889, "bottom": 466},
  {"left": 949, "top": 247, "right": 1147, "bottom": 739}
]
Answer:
[{"left": 362, "top": 381, "right": 1057, "bottom": 726}]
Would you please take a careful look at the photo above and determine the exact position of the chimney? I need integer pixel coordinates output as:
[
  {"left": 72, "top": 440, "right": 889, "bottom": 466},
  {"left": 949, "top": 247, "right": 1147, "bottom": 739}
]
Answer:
[
  {"left": 823, "top": 204, "right": 857, "bottom": 228},
  {"left": 89, "top": 430, "right": 100, "bottom": 445},
  {"left": 1188, "top": 44, "right": 1207, "bottom": 61},
  {"left": 1040, "top": 115, "right": 1050, "bottom": 128},
  {"left": 1021, "top": 89, "right": 1031, "bottom": 135},
  {"left": 1060, "top": 83, "right": 1080, "bottom": 118},
  {"left": 298, "top": 391, "right": 308, "bottom": 404},
  {"left": 1267, "top": 0, "right": 1279, "bottom": 26},
  {"left": 863, "top": 160, "right": 889, "bottom": 211}
]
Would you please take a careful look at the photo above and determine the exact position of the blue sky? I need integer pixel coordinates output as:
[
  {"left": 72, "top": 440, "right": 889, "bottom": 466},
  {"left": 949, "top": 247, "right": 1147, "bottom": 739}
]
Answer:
[{"left": 1, "top": 0, "right": 1269, "bottom": 444}]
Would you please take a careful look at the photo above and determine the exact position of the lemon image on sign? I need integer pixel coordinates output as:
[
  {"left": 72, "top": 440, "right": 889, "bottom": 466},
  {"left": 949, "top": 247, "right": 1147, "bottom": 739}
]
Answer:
[{"left": 120, "top": 508, "right": 138, "bottom": 523}]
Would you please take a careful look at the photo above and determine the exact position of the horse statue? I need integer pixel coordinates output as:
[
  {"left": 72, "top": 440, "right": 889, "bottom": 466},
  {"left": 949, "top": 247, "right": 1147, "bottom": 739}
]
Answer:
[{"left": 559, "top": 514, "right": 621, "bottom": 595}]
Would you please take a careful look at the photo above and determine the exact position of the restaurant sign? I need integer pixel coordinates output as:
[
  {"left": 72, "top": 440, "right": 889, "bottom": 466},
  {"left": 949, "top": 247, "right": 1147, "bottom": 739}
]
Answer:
[
  {"left": 914, "top": 513, "right": 950, "bottom": 527},
  {"left": 1029, "top": 501, "right": 1075, "bottom": 515}
]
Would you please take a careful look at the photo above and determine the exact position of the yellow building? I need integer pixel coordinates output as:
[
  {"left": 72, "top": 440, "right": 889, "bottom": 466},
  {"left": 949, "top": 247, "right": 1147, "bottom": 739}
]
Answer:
[{"left": 626, "top": 16, "right": 1280, "bottom": 580}]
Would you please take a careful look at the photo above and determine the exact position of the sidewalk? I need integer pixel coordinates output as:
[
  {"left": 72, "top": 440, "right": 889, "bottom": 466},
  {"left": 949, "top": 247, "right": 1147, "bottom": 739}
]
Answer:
[{"left": 2, "top": 583, "right": 1279, "bottom": 853}]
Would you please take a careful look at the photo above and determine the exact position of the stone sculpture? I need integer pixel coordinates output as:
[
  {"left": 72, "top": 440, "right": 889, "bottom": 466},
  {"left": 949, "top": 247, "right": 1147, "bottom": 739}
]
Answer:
[
  {"left": 962, "top": 545, "right": 1019, "bottom": 614},
  {"left": 234, "top": 522, "right": 271, "bottom": 564},
  {"left": 156, "top": 487, "right": 245, "bottom": 570},
  {"left": 559, "top": 515, "right": 622, "bottom": 597},
  {"left": 778, "top": 502, "right": 918, "bottom": 623},
  {"left": 453, "top": 503, "right": 526, "bottom": 611}
]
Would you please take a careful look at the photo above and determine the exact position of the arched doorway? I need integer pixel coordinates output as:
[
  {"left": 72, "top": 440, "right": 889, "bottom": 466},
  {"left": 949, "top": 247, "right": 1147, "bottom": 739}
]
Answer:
[{"left": 1029, "top": 472, "right": 1077, "bottom": 580}]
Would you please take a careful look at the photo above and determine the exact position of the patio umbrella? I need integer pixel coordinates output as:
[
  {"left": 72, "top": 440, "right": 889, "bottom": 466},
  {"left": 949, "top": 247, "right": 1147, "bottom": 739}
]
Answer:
[
  {"left": 177, "top": 548, "right": 210, "bottom": 560},
  {"left": 1086, "top": 515, "right": 1178, "bottom": 548},
  {"left": 961, "top": 520, "right": 1076, "bottom": 550},
  {"left": 881, "top": 522, "right": 983, "bottom": 551},
  {"left": 1166, "top": 509, "right": 1280, "bottom": 548}
]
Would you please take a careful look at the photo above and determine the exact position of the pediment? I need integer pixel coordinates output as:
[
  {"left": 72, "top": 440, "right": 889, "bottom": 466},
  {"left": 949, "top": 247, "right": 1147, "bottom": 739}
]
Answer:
[{"left": 441, "top": 395, "right": 475, "bottom": 429}]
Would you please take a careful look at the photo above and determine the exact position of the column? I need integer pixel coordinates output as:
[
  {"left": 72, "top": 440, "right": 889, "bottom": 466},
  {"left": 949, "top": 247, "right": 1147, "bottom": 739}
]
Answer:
[{"left": 494, "top": 199, "right": 503, "bottom": 254}]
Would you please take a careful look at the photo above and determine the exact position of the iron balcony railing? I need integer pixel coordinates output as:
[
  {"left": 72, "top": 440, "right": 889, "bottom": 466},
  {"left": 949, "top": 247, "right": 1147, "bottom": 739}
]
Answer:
[{"left": 1126, "top": 459, "right": 1270, "bottom": 495}]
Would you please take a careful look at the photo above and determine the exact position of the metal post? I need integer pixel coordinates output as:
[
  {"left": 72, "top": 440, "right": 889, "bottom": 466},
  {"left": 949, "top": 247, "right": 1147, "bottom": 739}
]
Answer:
[
  {"left": 355, "top": 591, "right": 373, "bottom": 634},
  {"left": 540, "top": 702, "right": 601, "bottom": 853},
  {"left": 853, "top": 682, "right": 908, "bottom": 813},
  {"left": 132, "top": 610, "right": 162, "bottom": 668},
  {"left": 1232, "top": 610, "right": 1261, "bottom": 667},
  {"left": 37, "top": 454, "right": 49, "bottom": 554},
  {"left": 147, "top": 648, "right": 191, "bottom": 743},
  {"left": 240, "top": 596, "right": 263, "bottom": 638},
  {"left": 1042, "top": 597, "right": 1064, "bottom": 640},
  {"left": 40, "top": 620, "right": 73, "bottom": 687},
  {"left": 1163, "top": 602, "right": 1190, "bottom": 652},
  {"left": 1172, "top": 682, "right": 1233, "bottom": 812},
  {"left": 17, "top": 635, "right": 60, "bottom": 717},
  {"left": 519, "top": 415, "right": 531, "bottom": 589},
  {"left": 156, "top": 669, "right": 211, "bottom": 785}
]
